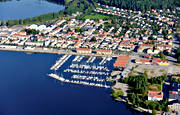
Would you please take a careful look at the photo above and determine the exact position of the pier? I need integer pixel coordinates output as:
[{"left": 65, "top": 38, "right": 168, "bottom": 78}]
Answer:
[
  {"left": 71, "top": 75, "right": 105, "bottom": 82},
  {"left": 50, "top": 55, "right": 71, "bottom": 70},
  {"left": 99, "top": 56, "right": 112, "bottom": 65},
  {"left": 86, "top": 56, "right": 96, "bottom": 63},
  {"left": 64, "top": 69, "right": 109, "bottom": 76},
  {"left": 69, "top": 64, "right": 109, "bottom": 71},
  {"left": 76, "top": 56, "right": 84, "bottom": 62},
  {"left": 48, "top": 73, "right": 111, "bottom": 88},
  {"left": 72, "top": 55, "right": 80, "bottom": 62}
]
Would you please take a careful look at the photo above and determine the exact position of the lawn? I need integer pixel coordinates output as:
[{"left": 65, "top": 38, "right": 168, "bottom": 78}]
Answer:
[
  {"left": 78, "top": 13, "right": 112, "bottom": 20},
  {"left": 148, "top": 84, "right": 162, "bottom": 91}
]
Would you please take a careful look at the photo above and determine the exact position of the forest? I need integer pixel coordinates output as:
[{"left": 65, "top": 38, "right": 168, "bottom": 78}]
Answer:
[{"left": 94, "top": 0, "right": 180, "bottom": 11}]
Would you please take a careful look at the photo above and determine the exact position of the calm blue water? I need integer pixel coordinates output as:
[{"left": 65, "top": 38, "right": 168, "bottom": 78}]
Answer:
[
  {"left": 0, "top": 0, "right": 64, "bottom": 21},
  {"left": 0, "top": 51, "right": 140, "bottom": 115}
]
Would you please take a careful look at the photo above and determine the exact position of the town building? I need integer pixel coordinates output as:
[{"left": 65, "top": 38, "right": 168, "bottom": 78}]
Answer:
[
  {"left": 148, "top": 91, "right": 163, "bottom": 101},
  {"left": 76, "top": 48, "right": 92, "bottom": 54},
  {"left": 96, "top": 49, "right": 112, "bottom": 55}
]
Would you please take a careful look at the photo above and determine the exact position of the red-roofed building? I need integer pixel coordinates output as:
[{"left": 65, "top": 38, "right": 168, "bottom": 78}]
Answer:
[
  {"left": 169, "top": 91, "right": 178, "bottom": 94},
  {"left": 114, "top": 56, "right": 130, "bottom": 68},
  {"left": 74, "top": 40, "right": 81, "bottom": 48},
  {"left": 148, "top": 91, "right": 163, "bottom": 101},
  {"left": 143, "top": 55, "right": 151, "bottom": 59},
  {"left": 97, "top": 49, "right": 112, "bottom": 55},
  {"left": 171, "top": 76, "right": 180, "bottom": 80},
  {"left": 142, "top": 44, "right": 153, "bottom": 48},
  {"left": 152, "top": 58, "right": 169, "bottom": 65},
  {"left": 135, "top": 58, "right": 151, "bottom": 64},
  {"left": 76, "top": 48, "right": 92, "bottom": 54}
]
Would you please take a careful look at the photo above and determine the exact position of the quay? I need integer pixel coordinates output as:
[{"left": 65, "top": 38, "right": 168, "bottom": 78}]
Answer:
[
  {"left": 0, "top": 47, "right": 119, "bottom": 57},
  {"left": 48, "top": 73, "right": 111, "bottom": 88}
]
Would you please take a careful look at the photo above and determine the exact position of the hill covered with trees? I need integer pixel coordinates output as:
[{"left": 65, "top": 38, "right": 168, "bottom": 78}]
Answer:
[
  {"left": 51, "top": 0, "right": 180, "bottom": 12},
  {"left": 94, "top": 0, "right": 180, "bottom": 11}
]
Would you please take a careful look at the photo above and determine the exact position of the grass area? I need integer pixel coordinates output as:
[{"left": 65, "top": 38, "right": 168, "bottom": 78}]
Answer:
[
  {"left": 65, "top": 0, "right": 72, "bottom": 3},
  {"left": 76, "top": 12, "right": 112, "bottom": 21},
  {"left": 173, "top": 62, "right": 180, "bottom": 66},
  {"left": 148, "top": 84, "right": 162, "bottom": 91},
  {"left": 159, "top": 69, "right": 165, "bottom": 72},
  {"left": 111, "top": 88, "right": 124, "bottom": 99},
  {"left": 83, "top": 13, "right": 110, "bottom": 20}
]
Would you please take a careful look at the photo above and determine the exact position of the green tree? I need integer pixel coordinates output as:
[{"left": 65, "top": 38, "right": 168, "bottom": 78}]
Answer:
[
  {"left": 19, "top": 19, "right": 23, "bottom": 25},
  {"left": 162, "top": 29, "right": 168, "bottom": 38},
  {"left": 176, "top": 46, "right": 180, "bottom": 63},
  {"left": 165, "top": 106, "right": 169, "bottom": 112},
  {"left": 7, "top": 19, "right": 14, "bottom": 26},
  {"left": 157, "top": 104, "right": 162, "bottom": 111},
  {"left": 2, "top": 21, "right": 7, "bottom": 26},
  {"left": 90, "top": 36, "right": 97, "bottom": 42},
  {"left": 152, "top": 109, "right": 157, "bottom": 115},
  {"left": 14, "top": 19, "right": 19, "bottom": 25},
  {"left": 178, "top": 56, "right": 180, "bottom": 63},
  {"left": 159, "top": 52, "right": 166, "bottom": 59},
  {"left": 75, "top": 27, "right": 80, "bottom": 32}
]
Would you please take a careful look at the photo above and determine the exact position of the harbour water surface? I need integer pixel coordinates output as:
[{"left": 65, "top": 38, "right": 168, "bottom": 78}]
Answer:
[{"left": 0, "top": 51, "right": 140, "bottom": 115}]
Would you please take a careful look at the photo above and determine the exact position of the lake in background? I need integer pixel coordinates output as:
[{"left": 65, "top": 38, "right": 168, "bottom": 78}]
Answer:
[
  {"left": 0, "top": 51, "right": 141, "bottom": 115},
  {"left": 0, "top": 0, "right": 65, "bottom": 21}
]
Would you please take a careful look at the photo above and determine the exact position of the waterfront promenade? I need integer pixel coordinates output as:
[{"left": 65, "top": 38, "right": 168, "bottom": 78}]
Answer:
[{"left": 0, "top": 47, "right": 119, "bottom": 57}]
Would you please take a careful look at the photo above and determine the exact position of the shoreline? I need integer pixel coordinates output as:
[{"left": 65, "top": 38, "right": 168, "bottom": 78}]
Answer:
[
  {"left": 111, "top": 82, "right": 152, "bottom": 114},
  {"left": 0, "top": 47, "right": 119, "bottom": 57}
]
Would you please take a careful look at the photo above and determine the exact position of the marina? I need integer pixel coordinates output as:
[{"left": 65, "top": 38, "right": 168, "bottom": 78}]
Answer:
[{"left": 49, "top": 55, "right": 115, "bottom": 88}]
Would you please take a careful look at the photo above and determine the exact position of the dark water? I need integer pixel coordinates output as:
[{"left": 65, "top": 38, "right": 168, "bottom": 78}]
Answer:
[
  {"left": 0, "top": 0, "right": 64, "bottom": 21},
  {"left": 0, "top": 51, "right": 139, "bottom": 115}
]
